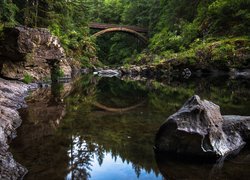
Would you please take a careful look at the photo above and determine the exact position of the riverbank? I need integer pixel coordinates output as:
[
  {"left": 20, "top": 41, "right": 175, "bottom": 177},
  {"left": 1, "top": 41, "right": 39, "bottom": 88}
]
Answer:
[
  {"left": 0, "top": 78, "right": 38, "bottom": 179},
  {"left": 122, "top": 37, "right": 250, "bottom": 78},
  {"left": 0, "top": 75, "right": 82, "bottom": 179},
  {"left": 0, "top": 26, "right": 82, "bottom": 179}
]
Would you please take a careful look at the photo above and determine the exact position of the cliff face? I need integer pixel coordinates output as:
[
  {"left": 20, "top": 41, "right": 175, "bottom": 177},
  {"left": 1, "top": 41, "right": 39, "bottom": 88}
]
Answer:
[
  {"left": 0, "top": 26, "right": 82, "bottom": 179},
  {"left": 0, "top": 26, "right": 80, "bottom": 82}
]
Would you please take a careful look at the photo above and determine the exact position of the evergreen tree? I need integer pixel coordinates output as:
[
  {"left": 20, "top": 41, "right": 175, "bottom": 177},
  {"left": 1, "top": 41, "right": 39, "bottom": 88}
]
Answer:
[{"left": 0, "top": 0, "right": 18, "bottom": 27}]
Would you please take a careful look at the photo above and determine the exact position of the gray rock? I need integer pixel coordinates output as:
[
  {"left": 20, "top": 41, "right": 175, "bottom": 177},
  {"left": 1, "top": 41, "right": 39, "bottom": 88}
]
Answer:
[
  {"left": 0, "top": 78, "right": 32, "bottom": 179},
  {"left": 222, "top": 115, "right": 250, "bottom": 143},
  {"left": 0, "top": 26, "right": 79, "bottom": 82},
  {"left": 230, "top": 69, "right": 250, "bottom": 79},
  {"left": 94, "top": 69, "right": 120, "bottom": 77},
  {"left": 155, "top": 95, "right": 250, "bottom": 158},
  {"left": 182, "top": 68, "right": 192, "bottom": 78}
]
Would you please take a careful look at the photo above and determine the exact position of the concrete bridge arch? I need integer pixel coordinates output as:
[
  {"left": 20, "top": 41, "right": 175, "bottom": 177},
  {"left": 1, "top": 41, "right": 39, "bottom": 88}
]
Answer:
[{"left": 90, "top": 23, "right": 148, "bottom": 44}]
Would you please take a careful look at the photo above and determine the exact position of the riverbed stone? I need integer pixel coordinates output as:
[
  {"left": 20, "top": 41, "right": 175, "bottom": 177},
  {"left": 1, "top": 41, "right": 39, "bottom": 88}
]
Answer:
[{"left": 155, "top": 95, "right": 250, "bottom": 158}]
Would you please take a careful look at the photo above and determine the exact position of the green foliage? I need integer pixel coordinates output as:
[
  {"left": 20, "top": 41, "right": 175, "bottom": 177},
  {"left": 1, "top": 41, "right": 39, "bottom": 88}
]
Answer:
[
  {"left": 0, "top": 0, "right": 18, "bottom": 27},
  {"left": 87, "top": 0, "right": 154, "bottom": 65},
  {"left": 51, "top": 66, "right": 64, "bottom": 82},
  {"left": 23, "top": 73, "right": 33, "bottom": 84},
  {"left": 206, "top": 0, "right": 250, "bottom": 35},
  {"left": 149, "top": 0, "right": 250, "bottom": 55},
  {"left": 0, "top": 0, "right": 96, "bottom": 67},
  {"left": 45, "top": 0, "right": 96, "bottom": 63},
  {"left": 212, "top": 43, "right": 235, "bottom": 63},
  {"left": 95, "top": 33, "right": 145, "bottom": 66},
  {"left": 0, "top": 0, "right": 249, "bottom": 67},
  {"left": 150, "top": 28, "right": 182, "bottom": 53},
  {"left": 132, "top": 35, "right": 250, "bottom": 70},
  {"left": 0, "top": 23, "right": 4, "bottom": 38}
]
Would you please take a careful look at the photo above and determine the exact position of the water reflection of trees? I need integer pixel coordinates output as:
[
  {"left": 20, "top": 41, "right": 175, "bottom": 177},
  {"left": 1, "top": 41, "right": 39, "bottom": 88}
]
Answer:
[
  {"left": 66, "top": 135, "right": 161, "bottom": 179},
  {"left": 63, "top": 75, "right": 160, "bottom": 179},
  {"left": 63, "top": 75, "right": 250, "bottom": 179},
  {"left": 11, "top": 75, "right": 250, "bottom": 179},
  {"left": 67, "top": 137, "right": 94, "bottom": 179}
]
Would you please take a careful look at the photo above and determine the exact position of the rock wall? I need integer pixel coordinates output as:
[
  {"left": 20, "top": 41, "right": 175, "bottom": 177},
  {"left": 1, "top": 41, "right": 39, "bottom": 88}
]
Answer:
[
  {"left": 0, "top": 78, "right": 36, "bottom": 179},
  {"left": 0, "top": 26, "right": 80, "bottom": 82}
]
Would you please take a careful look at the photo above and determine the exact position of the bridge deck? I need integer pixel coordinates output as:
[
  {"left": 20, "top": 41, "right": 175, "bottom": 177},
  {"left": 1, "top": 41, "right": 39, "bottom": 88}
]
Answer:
[{"left": 89, "top": 22, "right": 148, "bottom": 33}]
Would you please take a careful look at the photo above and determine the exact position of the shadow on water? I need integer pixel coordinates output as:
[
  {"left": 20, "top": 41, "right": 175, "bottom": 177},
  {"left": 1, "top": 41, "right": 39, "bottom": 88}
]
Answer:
[
  {"left": 155, "top": 149, "right": 250, "bottom": 180},
  {"left": 10, "top": 75, "right": 250, "bottom": 179}
]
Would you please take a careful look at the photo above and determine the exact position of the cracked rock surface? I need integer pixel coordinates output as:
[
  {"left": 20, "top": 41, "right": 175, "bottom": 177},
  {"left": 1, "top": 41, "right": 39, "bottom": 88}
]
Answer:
[
  {"left": 0, "top": 78, "right": 36, "bottom": 179},
  {"left": 155, "top": 95, "right": 250, "bottom": 158}
]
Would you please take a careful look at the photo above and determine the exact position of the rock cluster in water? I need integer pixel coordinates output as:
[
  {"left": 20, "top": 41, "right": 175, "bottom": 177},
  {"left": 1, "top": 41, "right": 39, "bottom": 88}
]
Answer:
[
  {"left": 0, "top": 78, "right": 37, "bottom": 179},
  {"left": 155, "top": 95, "right": 250, "bottom": 158}
]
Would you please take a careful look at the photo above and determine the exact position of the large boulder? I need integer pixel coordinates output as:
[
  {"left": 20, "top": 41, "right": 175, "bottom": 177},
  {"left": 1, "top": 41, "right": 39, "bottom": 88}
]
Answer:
[
  {"left": 0, "top": 27, "right": 65, "bottom": 61},
  {"left": 0, "top": 26, "right": 78, "bottom": 81},
  {"left": 155, "top": 95, "right": 250, "bottom": 158}
]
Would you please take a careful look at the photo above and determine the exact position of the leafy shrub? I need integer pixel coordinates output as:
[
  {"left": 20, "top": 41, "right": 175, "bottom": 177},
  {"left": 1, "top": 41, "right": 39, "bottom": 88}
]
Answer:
[
  {"left": 23, "top": 73, "right": 33, "bottom": 84},
  {"left": 51, "top": 67, "right": 64, "bottom": 82},
  {"left": 211, "top": 43, "right": 236, "bottom": 69},
  {"left": 150, "top": 28, "right": 182, "bottom": 53}
]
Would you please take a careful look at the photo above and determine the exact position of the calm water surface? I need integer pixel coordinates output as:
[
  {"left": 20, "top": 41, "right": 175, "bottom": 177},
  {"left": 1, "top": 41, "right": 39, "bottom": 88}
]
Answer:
[{"left": 10, "top": 75, "right": 250, "bottom": 180}]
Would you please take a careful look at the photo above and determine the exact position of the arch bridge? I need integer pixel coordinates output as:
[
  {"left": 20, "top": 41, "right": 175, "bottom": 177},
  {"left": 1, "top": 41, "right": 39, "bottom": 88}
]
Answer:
[{"left": 89, "top": 22, "right": 148, "bottom": 44}]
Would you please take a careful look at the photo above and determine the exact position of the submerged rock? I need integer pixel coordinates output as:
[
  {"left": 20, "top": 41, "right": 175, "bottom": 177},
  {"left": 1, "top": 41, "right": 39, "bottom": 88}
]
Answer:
[
  {"left": 155, "top": 149, "right": 250, "bottom": 180},
  {"left": 94, "top": 69, "right": 120, "bottom": 77},
  {"left": 230, "top": 69, "right": 250, "bottom": 79},
  {"left": 0, "top": 78, "right": 35, "bottom": 179},
  {"left": 155, "top": 95, "right": 250, "bottom": 158}
]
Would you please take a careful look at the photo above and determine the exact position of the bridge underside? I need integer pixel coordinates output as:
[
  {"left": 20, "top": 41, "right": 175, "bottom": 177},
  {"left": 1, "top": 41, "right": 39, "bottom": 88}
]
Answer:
[
  {"left": 90, "top": 23, "right": 148, "bottom": 44},
  {"left": 89, "top": 22, "right": 148, "bottom": 33},
  {"left": 92, "top": 27, "right": 148, "bottom": 44}
]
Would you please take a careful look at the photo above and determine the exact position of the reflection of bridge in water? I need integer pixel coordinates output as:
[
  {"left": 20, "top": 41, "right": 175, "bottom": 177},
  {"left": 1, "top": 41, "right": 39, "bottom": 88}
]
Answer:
[
  {"left": 93, "top": 100, "right": 146, "bottom": 113},
  {"left": 89, "top": 22, "right": 148, "bottom": 43}
]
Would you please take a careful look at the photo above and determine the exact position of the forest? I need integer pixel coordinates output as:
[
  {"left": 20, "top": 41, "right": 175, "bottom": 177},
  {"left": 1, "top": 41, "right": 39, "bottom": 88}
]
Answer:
[
  {"left": 1, "top": 0, "right": 249, "bottom": 68},
  {"left": 1, "top": 1, "right": 250, "bottom": 180}
]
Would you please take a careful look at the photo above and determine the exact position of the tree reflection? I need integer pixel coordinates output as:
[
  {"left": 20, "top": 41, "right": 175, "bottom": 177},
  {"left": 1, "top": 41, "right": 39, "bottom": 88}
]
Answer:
[
  {"left": 11, "top": 75, "right": 250, "bottom": 180},
  {"left": 67, "top": 136, "right": 95, "bottom": 179}
]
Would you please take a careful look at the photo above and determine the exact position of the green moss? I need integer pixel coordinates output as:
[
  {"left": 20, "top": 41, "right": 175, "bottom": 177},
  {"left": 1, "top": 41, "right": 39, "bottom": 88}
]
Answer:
[
  {"left": 136, "top": 37, "right": 250, "bottom": 69},
  {"left": 51, "top": 67, "right": 64, "bottom": 82},
  {"left": 122, "top": 63, "right": 131, "bottom": 69},
  {"left": 23, "top": 73, "right": 33, "bottom": 84},
  {"left": 0, "top": 23, "right": 4, "bottom": 39}
]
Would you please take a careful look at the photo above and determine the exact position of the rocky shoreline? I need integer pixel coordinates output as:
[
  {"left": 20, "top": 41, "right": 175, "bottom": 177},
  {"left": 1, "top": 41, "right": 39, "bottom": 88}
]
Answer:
[
  {"left": 0, "top": 26, "right": 82, "bottom": 179},
  {"left": 0, "top": 78, "right": 38, "bottom": 179},
  {"left": 87, "top": 65, "right": 250, "bottom": 80},
  {"left": 0, "top": 74, "right": 82, "bottom": 179}
]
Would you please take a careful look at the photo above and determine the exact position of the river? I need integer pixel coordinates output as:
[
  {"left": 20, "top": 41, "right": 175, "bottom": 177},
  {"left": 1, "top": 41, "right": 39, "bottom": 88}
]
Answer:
[{"left": 10, "top": 74, "right": 250, "bottom": 180}]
